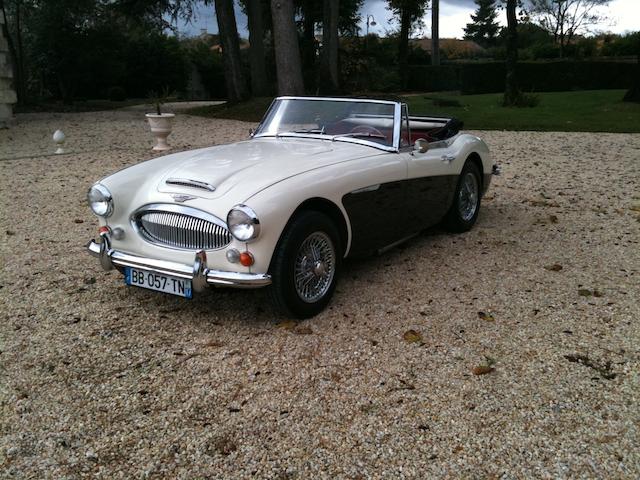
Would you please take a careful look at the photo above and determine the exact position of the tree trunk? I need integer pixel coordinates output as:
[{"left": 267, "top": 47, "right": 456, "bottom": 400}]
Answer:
[
  {"left": 431, "top": 0, "right": 440, "bottom": 66},
  {"left": 300, "top": 2, "right": 317, "bottom": 92},
  {"left": 398, "top": 6, "right": 411, "bottom": 90},
  {"left": 246, "top": 0, "right": 268, "bottom": 96},
  {"left": 320, "top": 0, "right": 339, "bottom": 94},
  {"left": 503, "top": 0, "right": 520, "bottom": 106},
  {"left": 623, "top": 54, "right": 640, "bottom": 103},
  {"left": 270, "top": 0, "right": 305, "bottom": 95},
  {"left": 214, "top": 0, "right": 249, "bottom": 103},
  {"left": 14, "top": 0, "right": 25, "bottom": 103}
]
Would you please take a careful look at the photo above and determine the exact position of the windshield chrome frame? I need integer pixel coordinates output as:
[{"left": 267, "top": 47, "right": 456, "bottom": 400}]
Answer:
[{"left": 252, "top": 96, "right": 402, "bottom": 153}]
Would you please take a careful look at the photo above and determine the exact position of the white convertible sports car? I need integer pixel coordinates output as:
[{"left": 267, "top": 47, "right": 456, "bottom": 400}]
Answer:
[{"left": 87, "top": 96, "right": 498, "bottom": 318}]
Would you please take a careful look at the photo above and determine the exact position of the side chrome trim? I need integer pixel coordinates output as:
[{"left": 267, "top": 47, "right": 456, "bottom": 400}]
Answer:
[
  {"left": 377, "top": 232, "right": 419, "bottom": 255},
  {"left": 350, "top": 184, "right": 380, "bottom": 194},
  {"left": 86, "top": 239, "right": 271, "bottom": 288}
]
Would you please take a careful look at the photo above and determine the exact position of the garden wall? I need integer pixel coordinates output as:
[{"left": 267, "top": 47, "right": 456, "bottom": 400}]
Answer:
[
  {"left": 407, "top": 61, "right": 636, "bottom": 94},
  {"left": 0, "top": 14, "right": 16, "bottom": 126}
]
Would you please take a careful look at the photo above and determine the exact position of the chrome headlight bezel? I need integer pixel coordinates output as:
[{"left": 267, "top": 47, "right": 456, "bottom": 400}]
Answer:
[
  {"left": 87, "top": 183, "right": 114, "bottom": 217},
  {"left": 227, "top": 204, "right": 260, "bottom": 242}
]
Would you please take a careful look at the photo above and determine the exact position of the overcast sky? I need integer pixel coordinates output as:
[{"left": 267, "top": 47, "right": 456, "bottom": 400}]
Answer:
[{"left": 177, "top": 0, "right": 639, "bottom": 39}]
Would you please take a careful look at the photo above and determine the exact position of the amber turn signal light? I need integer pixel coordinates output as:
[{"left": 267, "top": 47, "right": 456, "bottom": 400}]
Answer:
[{"left": 239, "top": 252, "right": 254, "bottom": 267}]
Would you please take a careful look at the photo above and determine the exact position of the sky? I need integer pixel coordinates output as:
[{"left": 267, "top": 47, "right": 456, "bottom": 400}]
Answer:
[{"left": 176, "top": 0, "right": 639, "bottom": 40}]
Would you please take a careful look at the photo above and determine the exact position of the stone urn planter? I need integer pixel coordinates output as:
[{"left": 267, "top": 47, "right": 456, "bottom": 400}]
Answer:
[{"left": 145, "top": 113, "right": 175, "bottom": 151}]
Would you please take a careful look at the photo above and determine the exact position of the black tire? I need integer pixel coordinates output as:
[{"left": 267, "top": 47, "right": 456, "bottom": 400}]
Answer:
[
  {"left": 268, "top": 211, "right": 342, "bottom": 319},
  {"left": 443, "top": 161, "right": 482, "bottom": 233}
]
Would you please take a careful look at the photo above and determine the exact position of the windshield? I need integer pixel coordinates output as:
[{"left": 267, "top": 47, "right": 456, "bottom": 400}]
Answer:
[{"left": 254, "top": 98, "right": 398, "bottom": 149}]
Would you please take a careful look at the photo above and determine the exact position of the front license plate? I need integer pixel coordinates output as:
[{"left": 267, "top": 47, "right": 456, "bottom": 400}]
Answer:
[{"left": 124, "top": 267, "right": 193, "bottom": 299}]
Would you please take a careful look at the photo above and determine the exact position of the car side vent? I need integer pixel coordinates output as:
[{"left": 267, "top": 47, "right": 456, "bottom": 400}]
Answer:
[{"left": 166, "top": 178, "right": 216, "bottom": 192}]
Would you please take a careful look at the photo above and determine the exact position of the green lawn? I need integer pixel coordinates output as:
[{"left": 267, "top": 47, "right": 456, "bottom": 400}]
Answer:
[
  {"left": 186, "top": 90, "right": 640, "bottom": 133},
  {"left": 405, "top": 90, "right": 640, "bottom": 133}
]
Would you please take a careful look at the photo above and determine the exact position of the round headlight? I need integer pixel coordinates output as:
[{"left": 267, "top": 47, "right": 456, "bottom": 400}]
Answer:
[
  {"left": 87, "top": 183, "right": 114, "bottom": 217},
  {"left": 227, "top": 205, "right": 260, "bottom": 242}
]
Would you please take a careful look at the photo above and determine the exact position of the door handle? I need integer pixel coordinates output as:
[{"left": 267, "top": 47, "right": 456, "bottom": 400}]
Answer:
[{"left": 441, "top": 154, "right": 455, "bottom": 163}]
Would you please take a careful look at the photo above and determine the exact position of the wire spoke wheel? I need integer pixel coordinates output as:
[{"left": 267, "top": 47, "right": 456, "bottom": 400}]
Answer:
[
  {"left": 458, "top": 172, "right": 479, "bottom": 222},
  {"left": 293, "top": 231, "right": 336, "bottom": 303}
]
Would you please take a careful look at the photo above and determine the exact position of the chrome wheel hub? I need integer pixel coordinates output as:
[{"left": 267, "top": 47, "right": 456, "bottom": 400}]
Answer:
[
  {"left": 459, "top": 172, "right": 479, "bottom": 221},
  {"left": 294, "top": 232, "right": 335, "bottom": 303}
]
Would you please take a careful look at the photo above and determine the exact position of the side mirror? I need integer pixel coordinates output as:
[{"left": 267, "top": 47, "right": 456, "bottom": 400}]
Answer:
[
  {"left": 249, "top": 128, "right": 254, "bottom": 137},
  {"left": 414, "top": 138, "right": 429, "bottom": 154}
]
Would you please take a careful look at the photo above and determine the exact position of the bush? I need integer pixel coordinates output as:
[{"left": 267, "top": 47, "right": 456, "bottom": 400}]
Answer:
[
  {"left": 107, "top": 86, "right": 127, "bottom": 101},
  {"left": 123, "top": 33, "right": 187, "bottom": 98},
  {"left": 425, "top": 96, "right": 464, "bottom": 107},
  {"left": 407, "top": 60, "right": 636, "bottom": 94},
  {"left": 502, "top": 92, "right": 540, "bottom": 108},
  {"left": 407, "top": 65, "right": 460, "bottom": 92},
  {"left": 185, "top": 41, "right": 227, "bottom": 99}
]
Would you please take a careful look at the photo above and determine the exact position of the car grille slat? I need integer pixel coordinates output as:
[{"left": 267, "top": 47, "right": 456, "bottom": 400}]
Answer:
[{"left": 136, "top": 207, "right": 231, "bottom": 250}]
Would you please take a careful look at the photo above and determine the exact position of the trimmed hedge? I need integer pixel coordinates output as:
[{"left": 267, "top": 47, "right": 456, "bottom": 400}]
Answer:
[{"left": 407, "top": 61, "right": 636, "bottom": 94}]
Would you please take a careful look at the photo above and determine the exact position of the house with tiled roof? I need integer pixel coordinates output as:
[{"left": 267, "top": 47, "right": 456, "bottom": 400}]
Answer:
[{"left": 410, "top": 38, "right": 486, "bottom": 59}]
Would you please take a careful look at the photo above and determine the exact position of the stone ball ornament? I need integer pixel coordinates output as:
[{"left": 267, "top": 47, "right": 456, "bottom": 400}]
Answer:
[{"left": 53, "top": 129, "right": 66, "bottom": 154}]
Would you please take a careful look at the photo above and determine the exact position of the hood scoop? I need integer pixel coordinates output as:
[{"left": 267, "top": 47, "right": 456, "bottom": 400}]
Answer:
[{"left": 165, "top": 177, "right": 216, "bottom": 192}]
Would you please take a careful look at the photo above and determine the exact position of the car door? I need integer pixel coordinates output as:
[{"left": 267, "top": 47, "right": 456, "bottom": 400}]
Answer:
[
  {"left": 341, "top": 151, "right": 409, "bottom": 257},
  {"left": 403, "top": 111, "right": 458, "bottom": 229}
]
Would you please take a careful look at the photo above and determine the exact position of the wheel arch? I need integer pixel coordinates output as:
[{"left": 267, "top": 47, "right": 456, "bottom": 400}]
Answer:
[
  {"left": 465, "top": 152, "right": 484, "bottom": 189},
  {"left": 289, "top": 197, "right": 350, "bottom": 256},
  {"left": 267, "top": 197, "right": 350, "bottom": 276}
]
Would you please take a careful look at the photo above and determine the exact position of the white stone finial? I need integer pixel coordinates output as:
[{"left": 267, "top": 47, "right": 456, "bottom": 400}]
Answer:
[{"left": 53, "top": 129, "right": 65, "bottom": 154}]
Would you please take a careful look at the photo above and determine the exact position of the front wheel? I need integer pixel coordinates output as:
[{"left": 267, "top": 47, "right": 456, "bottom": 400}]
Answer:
[
  {"left": 268, "top": 211, "right": 341, "bottom": 318},
  {"left": 443, "top": 161, "right": 482, "bottom": 233}
]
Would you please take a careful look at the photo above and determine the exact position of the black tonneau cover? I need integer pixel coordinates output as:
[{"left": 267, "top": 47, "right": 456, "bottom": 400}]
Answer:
[{"left": 409, "top": 116, "right": 464, "bottom": 142}]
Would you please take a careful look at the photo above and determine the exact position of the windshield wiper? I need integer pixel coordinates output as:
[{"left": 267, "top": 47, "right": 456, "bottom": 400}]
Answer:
[
  {"left": 291, "top": 127, "right": 325, "bottom": 134},
  {"left": 332, "top": 132, "right": 386, "bottom": 140}
]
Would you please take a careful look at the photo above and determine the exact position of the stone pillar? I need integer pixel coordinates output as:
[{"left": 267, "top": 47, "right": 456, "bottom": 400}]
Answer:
[{"left": 0, "top": 14, "right": 17, "bottom": 127}]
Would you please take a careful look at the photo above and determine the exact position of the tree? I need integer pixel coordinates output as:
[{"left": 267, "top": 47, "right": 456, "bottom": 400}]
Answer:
[
  {"left": 463, "top": 0, "right": 500, "bottom": 48},
  {"left": 270, "top": 0, "right": 304, "bottom": 95},
  {"left": 503, "top": 0, "right": 519, "bottom": 105},
  {"left": 388, "top": 0, "right": 428, "bottom": 89},
  {"left": 297, "top": 0, "right": 321, "bottom": 91},
  {"left": 320, "top": 0, "right": 339, "bottom": 93},
  {"left": 528, "top": 0, "right": 610, "bottom": 57},
  {"left": 622, "top": 32, "right": 640, "bottom": 103},
  {"left": 244, "top": 0, "right": 269, "bottom": 96},
  {"left": 213, "top": 0, "right": 248, "bottom": 102},
  {"left": 431, "top": 0, "right": 439, "bottom": 66}
]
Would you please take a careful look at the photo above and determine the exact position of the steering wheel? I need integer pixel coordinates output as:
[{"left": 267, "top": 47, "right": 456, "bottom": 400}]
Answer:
[{"left": 350, "top": 125, "right": 385, "bottom": 137}]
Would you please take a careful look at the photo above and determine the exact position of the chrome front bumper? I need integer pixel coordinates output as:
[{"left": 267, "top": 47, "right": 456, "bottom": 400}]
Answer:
[{"left": 86, "top": 238, "right": 271, "bottom": 290}]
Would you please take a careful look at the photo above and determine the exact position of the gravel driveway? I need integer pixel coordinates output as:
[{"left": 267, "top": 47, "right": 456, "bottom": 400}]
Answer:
[{"left": 1, "top": 111, "right": 639, "bottom": 479}]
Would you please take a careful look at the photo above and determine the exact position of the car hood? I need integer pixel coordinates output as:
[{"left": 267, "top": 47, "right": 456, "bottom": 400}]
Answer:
[{"left": 104, "top": 137, "right": 381, "bottom": 203}]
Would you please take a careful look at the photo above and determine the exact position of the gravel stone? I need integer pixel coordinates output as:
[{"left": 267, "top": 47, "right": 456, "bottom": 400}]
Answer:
[{"left": 1, "top": 111, "right": 639, "bottom": 478}]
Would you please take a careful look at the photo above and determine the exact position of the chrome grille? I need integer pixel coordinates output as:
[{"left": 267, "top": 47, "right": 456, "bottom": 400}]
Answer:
[{"left": 135, "top": 206, "right": 231, "bottom": 250}]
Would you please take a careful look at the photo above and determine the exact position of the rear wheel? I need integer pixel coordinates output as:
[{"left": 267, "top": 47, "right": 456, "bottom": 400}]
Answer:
[
  {"left": 443, "top": 161, "right": 482, "bottom": 232},
  {"left": 268, "top": 211, "right": 341, "bottom": 318}
]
